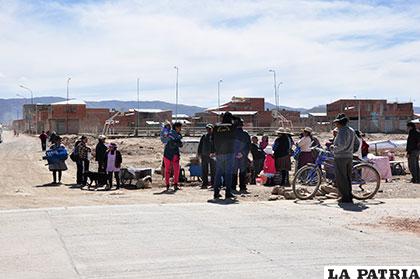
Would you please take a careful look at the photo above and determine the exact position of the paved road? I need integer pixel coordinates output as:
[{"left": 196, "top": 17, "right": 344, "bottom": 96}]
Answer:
[{"left": 1, "top": 199, "right": 419, "bottom": 278}]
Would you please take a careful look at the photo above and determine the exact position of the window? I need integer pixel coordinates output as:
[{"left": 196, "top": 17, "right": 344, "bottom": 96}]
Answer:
[{"left": 66, "top": 106, "right": 76, "bottom": 113}]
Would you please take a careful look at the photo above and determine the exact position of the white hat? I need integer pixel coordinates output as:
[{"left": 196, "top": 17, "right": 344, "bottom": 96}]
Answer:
[
  {"left": 264, "top": 146, "right": 273, "bottom": 155},
  {"left": 303, "top": 127, "right": 313, "bottom": 133},
  {"left": 276, "top": 127, "right": 292, "bottom": 135},
  {"left": 98, "top": 135, "right": 107, "bottom": 140}
]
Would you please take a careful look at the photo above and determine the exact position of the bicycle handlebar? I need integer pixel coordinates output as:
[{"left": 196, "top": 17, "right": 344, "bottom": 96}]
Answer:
[{"left": 311, "top": 146, "right": 333, "bottom": 156}]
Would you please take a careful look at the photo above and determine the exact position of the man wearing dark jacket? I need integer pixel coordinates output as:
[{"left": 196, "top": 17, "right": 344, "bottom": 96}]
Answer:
[
  {"left": 332, "top": 113, "right": 358, "bottom": 204},
  {"left": 95, "top": 135, "right": 108, "bottom": 173},
  {"left": 407, "top": 122, "right": 420, "bottom": 184},
  {"left": 232, "top": 119, "right": 251, "bottom": 193},
  {"left": 198, "top": 124, "right": 215, "bottom": 188},
  {"left": 250, "top": 136, "right": 265, "bottom": 184},
  {"left": 213, "top": 112, "right": 236, "bottom": 199},
  {"left": 39, "top": 131, "right": 48, "bottom": 151}
]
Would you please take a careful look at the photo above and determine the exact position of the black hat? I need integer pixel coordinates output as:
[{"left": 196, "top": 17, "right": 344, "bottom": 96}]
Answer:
[{"left": 333, "top": 113, "right": 348, "bottom": 123}]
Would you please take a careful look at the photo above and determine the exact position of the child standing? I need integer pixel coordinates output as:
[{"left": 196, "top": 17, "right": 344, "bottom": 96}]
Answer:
[
  {"left": 261, "top": 146, "right": 276, "bottom": 186},
  {"left": 105, "top": 143, "right": 122, "bottom": 190}
]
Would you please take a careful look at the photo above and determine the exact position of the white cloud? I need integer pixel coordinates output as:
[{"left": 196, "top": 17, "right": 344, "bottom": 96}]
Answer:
[{"left": 0, "top": 0, "right": 419, "bottom": 108}]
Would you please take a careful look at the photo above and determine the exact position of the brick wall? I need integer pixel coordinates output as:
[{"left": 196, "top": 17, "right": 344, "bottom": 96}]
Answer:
[{"left": 327, "top": 99, "right": 414, "bottom": 133}]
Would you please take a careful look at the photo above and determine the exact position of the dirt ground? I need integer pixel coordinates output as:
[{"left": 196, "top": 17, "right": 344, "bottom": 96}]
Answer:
[{"left": 0, "top": 131, "right": 418, "bottom": 210}]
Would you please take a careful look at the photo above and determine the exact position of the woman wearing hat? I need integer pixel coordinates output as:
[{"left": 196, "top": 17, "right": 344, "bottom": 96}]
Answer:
[
  {"left": 104, "top": 143, "right": 122, "bottom": 190},
  {"left": 296, "top": 127, "right": 315, "bottom": 170},
  {"left": 45, "top": 136, "right": 68, "bottom": 185},
  {"left": 272, "top": 128, "right": 293, "bottom": 186}
]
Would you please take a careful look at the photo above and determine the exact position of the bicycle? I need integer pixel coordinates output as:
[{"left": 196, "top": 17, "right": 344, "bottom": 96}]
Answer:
[{"left": 292, "top": 147, "right": 381, "bottom": 200}]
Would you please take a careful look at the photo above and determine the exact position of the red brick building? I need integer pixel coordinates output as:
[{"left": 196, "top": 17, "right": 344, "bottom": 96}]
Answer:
[
  {"left": 327, "top": 99, "right": 414, "bottom": 133},
  {"left": 16, "top": 100, "right": 112, "bottom": 134},
  {"left": 195, "top": 97, "right": 274, "bottom": 127},
  {"left": 111, "top": 109, "right": 172, "bottom": 129}
]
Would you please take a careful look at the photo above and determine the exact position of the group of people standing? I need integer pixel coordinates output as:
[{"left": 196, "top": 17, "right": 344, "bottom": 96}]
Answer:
[
  {"left": 40, "top": 111, "right": 419, "bottom": 203},
  {"left": 195, "top": 112, "right": 365, "bottom": 203},
  {"left": 42, "top": 132, "right": 123, "bottom": 190},
  {"left": 196, "top": 114, "right": 253, "bottom": 199},
  {"left": 74, "top": 135, "right": 123, "bottom": 190}
]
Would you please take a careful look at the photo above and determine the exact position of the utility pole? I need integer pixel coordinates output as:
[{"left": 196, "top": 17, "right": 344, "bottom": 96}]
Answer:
[
  {"left": 66, "top": 77, "right": 71, "bottom": 134},
  {"left": 136, "top": 77, "right": 140, "bottom": 136},
  {"left": 174, "top": 66, "right": 179, "bottom": 123},
  {"left": 217, "top": 79, "right": 223, "bottom": 109},
  {"left": 269, "top": 69, "right": 278, "bottom": 111},
  {"left": 354, "top": 96, "right": 361, "bottom": 131},
  {"left": 358, "top": 100, "right": 361, "bottom": 131}
]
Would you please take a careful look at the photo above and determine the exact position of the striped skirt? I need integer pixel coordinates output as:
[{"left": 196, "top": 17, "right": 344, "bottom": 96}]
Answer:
[
  {"left": 275, "top": 155, "right": 291, "bottom": 171},
  {"left": 297, "top": 151, "right": 314, "bottom": 170}
]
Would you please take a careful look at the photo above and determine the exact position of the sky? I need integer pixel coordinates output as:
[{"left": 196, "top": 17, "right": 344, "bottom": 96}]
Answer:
[{"left": 1, "top": 0, "right": 420, "bottom": 108}]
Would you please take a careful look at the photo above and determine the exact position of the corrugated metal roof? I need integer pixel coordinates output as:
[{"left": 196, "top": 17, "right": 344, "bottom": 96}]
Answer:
[
  {"left": 172, "top": 114, "right": 190, "bottom": 118},
  {"left": 211, "top": 111, "right": 258, "bottom": 116},
  {"left": 130, "top": 108, "right": 169, "bottom": 113},
  {"left": 52, "top": 100, "right": 86, "bottom": 105},
  {"left": 309, "top": 112, "right": 327, "bottom": 117}
]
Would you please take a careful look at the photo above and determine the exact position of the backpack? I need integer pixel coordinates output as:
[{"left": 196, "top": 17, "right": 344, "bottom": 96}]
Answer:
[
  {"left": 70, "top": 142, "right": 80, "bottom": 162},
  {"left": 179, "top": 168, "right": 187, "bottom": 183},
  {"left": 353, "top": 134, "right": 361, "bottom": 154}
]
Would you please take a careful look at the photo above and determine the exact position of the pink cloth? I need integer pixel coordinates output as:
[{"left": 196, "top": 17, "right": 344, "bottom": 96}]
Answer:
[
  {"left": 164, "top": 155, "right": 180, "bottom": 186},
  {"left": 263, "top": 154, "right": 276, "bottom": 174},
  {"left": 367, "top": 155, "right": 392, "bottom": 181}
]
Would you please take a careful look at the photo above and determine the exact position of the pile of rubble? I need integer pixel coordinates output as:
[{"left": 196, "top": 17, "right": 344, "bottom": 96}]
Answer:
[{"left": 268, "top": 184, "right": 341, "bottom": 201}]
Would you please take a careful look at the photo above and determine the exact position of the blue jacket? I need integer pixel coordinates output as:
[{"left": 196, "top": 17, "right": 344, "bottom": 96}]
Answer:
[
  {"left": 164, "top": 130, "right": 183, "bottom": 160},
  {"left": 234, "top": 128, "right": 251, "bottom": 157}
]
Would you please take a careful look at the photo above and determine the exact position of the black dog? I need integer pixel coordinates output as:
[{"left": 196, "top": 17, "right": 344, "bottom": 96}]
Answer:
[{"left": 83, "top": 171, "right": 108, "bottom": 190}]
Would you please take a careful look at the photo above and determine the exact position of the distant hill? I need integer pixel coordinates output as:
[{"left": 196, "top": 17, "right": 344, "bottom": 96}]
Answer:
[
  {"left": 265, "top": 102, "right": 326, "bottom": 114},
  {"left": 0, "top": 97, "right": 65, "bottom": 124},
  {"left": 264, "top": 102, "right": 308, "bottom": 112},
  {"left": 86, "top": 100, "right": 206, "bottom": 116}
]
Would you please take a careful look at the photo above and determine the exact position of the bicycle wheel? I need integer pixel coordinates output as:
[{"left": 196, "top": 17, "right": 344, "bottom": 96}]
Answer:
[
  {"left": 292, "top": 165, "right": 322, "bottom": 200},
  {"left": 351, "top": 163, "right": 380, "bottom": 200}
]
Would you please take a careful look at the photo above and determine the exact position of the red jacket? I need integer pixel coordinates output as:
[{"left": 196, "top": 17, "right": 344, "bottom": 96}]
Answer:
[
  {"left": 39, "top": 133, "right": 48, "bottom": 142},
  {"left": 263, "top": 154, "right": 276, "bottom": 174},
  {"left": 361, "top": 140, "right": 369, "bottom": 157}
]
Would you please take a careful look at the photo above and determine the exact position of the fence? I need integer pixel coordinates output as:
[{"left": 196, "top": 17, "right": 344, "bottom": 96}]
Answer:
[{"left": 104, "top": 126, "right": 307, "bottom": 138}]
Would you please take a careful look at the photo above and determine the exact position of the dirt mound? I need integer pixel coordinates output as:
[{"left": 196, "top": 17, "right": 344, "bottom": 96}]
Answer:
[{"left": 379, "top": 217, "right": 420, "bottom": 235}]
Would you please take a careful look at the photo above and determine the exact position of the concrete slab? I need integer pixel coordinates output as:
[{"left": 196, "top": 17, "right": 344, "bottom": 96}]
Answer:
[{"left": 0, "top": 199, "right": 419, "bottom": 278}]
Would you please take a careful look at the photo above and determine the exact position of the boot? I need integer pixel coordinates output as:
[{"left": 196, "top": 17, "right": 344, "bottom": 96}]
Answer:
[{"left": 214, "top": 189, "right": 221, "bottom": 199}]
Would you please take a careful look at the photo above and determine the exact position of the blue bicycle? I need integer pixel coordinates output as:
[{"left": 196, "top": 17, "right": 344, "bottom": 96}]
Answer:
[{"left": 292, "top": 147, "right": 381, "bottom": 200}]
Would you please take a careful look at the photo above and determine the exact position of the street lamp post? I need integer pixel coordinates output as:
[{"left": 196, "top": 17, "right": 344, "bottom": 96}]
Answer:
[
  {"left": 277, "top": 81, "right": 283, "bottom": 111},
  {"left": 19, "top": 85, "right": 33, "bottom": 104},
  {"left": 217, "top": 79, "right": 223, "bottom": 109},
  {"left": 136, "top": 78, "right": 140, "bottom": 136},
  {"left": 16, "top": 94, "right": 27, "bottom": 130},
  {"left": 354, "top": 96, "right": 361, "bottom": 131},
  {"left": 269, "top": 69, "right": 278, "bottom": 111},
  {"left": 174, "top": 66, "right": 179, "bottom": 123},
  {"left": 66, "top": 77, "right": 71, "bottom": 134},
  {"left": 19, "top": 85, "right": 34, "bottom": 133}
]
